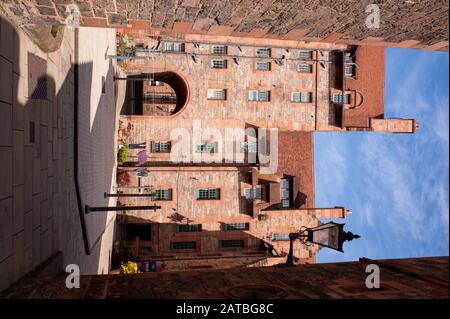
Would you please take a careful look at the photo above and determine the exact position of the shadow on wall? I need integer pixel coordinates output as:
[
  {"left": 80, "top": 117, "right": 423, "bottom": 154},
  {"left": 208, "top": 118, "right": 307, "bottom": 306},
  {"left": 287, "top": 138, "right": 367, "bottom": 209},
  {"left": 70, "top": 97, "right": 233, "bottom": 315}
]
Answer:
[{"left": 0, "top": 15, "right": 117, "bottom": 292}]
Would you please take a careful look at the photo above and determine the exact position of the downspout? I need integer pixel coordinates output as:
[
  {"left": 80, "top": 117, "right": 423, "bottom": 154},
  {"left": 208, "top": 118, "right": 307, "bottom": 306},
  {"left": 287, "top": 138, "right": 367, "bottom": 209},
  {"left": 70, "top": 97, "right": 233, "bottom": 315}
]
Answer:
[{"left": 73, "top": 27, "right": 91, "bottom": 255}]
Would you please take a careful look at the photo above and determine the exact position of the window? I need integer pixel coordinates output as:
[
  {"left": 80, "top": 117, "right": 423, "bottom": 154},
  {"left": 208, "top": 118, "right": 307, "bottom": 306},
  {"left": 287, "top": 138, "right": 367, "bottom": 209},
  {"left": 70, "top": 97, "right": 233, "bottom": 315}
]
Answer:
[
  {"left": 177, "top": 224, "right": 202, "bottom": 232},
  {"left": 299, "top": 50, "right": 312, "bottom": 60},
  {"left": 255, "top": 61, "right": 271, "bottom": 71},
  {"left": 225, "top": 223, "right": 249, "bottom": 231},
  {"left": 153, "top": 189, "right": 172, "bottom": 201},
  {"left": 163, "top": 42, "right": 185, "bottom": 52},
  {"left": 195, "top": 141, "right": 218, "bottom": 153},
  {"left": 271, "top": 233, "right": 290, "bottom": 241},
  {"left": 243, "top": 188, "right": 262, "bottom": 200},
  {"left": 211, "top": 59, "right": 227, "bottom": 69},
  {"left": 332, "top": 93, "right": 350, "bottom": 105},
  {"left": 291, "top": 92, "right": 312, "bottom": 103},
  {"left": 344, "top": 52, "right": 354, "bottom": 63},
  {"left": 255, "top": 47, "right": 271, "bottom": 57},
  {"left": 196, "top": 188, "right": 220, "bottom": 200},
  {"left": 150, "top": 141, "right": 171, "bottom": 153},
  {"left": 297, "top": 64, "right": 312, "bottom": 73},
  {"left": 248, "top": 90, "right": 270, "bottom": 102},
  {"left": 239, "top": 141, "right": 258, "bottom": 153},
  {"left": 101, "top": 76, "right": 106, "bottom": 94},
  {"left": 345, "top": 65, "right": 355, "bottom": 77},
  {"left": 207, "top": 89, "right": 227, "bottom": 100},
  {"left": 170, "top": 241, "right": 196, "bottom": 250},
  {"left": 211, "top": 45, "right": 227, "bottom": 55},
  {"left": 220, "top": 240, "right": 244, "bottom": 248},
  {"left": 120, "top": 224, "right": 151, "bottom": 241}
]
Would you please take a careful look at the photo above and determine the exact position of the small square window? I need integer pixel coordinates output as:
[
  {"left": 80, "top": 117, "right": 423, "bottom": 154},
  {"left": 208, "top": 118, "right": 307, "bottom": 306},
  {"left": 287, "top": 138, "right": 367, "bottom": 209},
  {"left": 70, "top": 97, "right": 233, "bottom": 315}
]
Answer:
[
  {"left": 220, "top": 240, "right": 244, "bottom": 248},
  {"left": 170, "top": 241, "right": 196, "bottom": 249},
  {"left": 345, "top": 65, "right": 355, "bottom": 77},
  {"left": 153, "top": 189, "right": 173, "bottom": 201},
  {"left": 271, "top": 233, "right": 290, "bottom": 241},
  {"left": 177, "top": 224, "right": 202, "bottom": 232},
  {"left": 297, "top": 64, "right": 312, "bottom": 73},
  {"left": 331, "top": 93, "right": 350, "bottom": 105},
  {"left": 150, "top": 141, "right": 171, "bottom": 153},
  {"left": 255, "top": 48, "right": 271, "bottom": 57},
  {"left": 211, "top": 59, "right": 227, "bottom": 69},
  {"left": 196, "top": 188, "right": 220, "bottom": 200},
  {"left": 163, "top": 42, "right": 185, "bottom": 52},
  {"left": 291, "top": 92, "right": 312, "bottom": 103},
  {"left": 211, "top": 45, "right": 227, "bottom": 55},
  {"left": 299, "top": 50, "right": 313, "bottom": 60},
  {"left": 248, "top": 90, "right": 270, "bottom": 102},
  {"left": 207, "top": 89, "right": 227, "bottom": 100},
  {"left": 256, "top": 61, "right": 271, "bottom": 71},
  {"left": 101, "top": 76, "right": 106, "bottom": 94},
  {"left": 225, "top": 223, "right": 249, "bottom": 231}
]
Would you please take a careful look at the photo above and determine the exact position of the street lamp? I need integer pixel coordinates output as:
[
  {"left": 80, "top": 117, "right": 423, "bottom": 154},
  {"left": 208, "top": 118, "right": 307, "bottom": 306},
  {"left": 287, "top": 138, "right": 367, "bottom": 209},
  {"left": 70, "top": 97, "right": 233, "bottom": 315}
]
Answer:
[{"left": 286, "top": 222, "right": 360, "bottom": 265}]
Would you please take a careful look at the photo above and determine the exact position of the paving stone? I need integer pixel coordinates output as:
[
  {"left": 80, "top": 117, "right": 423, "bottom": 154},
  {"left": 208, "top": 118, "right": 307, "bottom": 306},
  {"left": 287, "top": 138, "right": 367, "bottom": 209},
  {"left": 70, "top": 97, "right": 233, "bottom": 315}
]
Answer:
[
  {"left": 32, "top": 227, "right": 41, "bottom": 268},
  {"left": 12, "top": 185, "right": 24, "bottom": 234},
  {"left": 0, "top": 56, "right": 13, "bottom": 104},
  {"left": 12, "top": 130, "right": 24, "bottom": 186},
  {"left": 0, "top": 256, "right": 13, "bottom": 292},
  {"left": 0, "top": 101, "right": 12, "bottom": 147},
  {"left": 12, "top": 231, "right": 25, "bottom": 282},
  {"left": 0, "top": 147, "right": 13, "bottom": 200},
  {"left": 32, "top": 157, "right": 40, "bottom": 194},
  {"left": 0, "top": 197, "right": 13, "bottom": 261},
  {"left": 32, "top": 193, "right": 41, "bottom": 229},
  {"left": 23, "top": 146, "right": 33, "bottom": 212}
]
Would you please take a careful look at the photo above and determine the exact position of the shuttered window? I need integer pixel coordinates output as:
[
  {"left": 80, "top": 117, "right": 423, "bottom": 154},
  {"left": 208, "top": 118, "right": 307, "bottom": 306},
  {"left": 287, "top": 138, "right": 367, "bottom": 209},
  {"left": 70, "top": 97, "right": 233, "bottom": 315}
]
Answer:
[
  {"left": 248, "top": 90, "right": 270, "bottom": 102},
  {"left": 256, "top": 61, "right": 271, "bottom": 71},
  {"left": 153, "top": 189, "right": 172, "bottom": 201},
  {"left": 291, "top": 92, "right": 312, "bottom": 103},
  {"left": 196, "top": 188, "right": 220, "bottom": 200},
  {"left": 331, "top": 93, "right": 350, "bottom": 105},
  {"left": 211, "top": 59, "right": 227, "bottom": 69},
  {"left": 207, "top": 89, "right": 227, "bottom": 100},
  {"left": 297, "top": 64, "right": 312, "bottom": 73},
  {"left": 255, "top": 47, "right": 271, "bottom": 57}
]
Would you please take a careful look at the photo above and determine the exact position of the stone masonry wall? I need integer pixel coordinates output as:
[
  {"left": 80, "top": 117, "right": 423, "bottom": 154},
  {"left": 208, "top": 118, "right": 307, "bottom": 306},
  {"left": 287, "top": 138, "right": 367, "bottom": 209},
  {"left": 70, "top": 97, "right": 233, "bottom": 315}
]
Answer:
[{"left": 0, "top": 0, "right": 448, "bottom": 51}]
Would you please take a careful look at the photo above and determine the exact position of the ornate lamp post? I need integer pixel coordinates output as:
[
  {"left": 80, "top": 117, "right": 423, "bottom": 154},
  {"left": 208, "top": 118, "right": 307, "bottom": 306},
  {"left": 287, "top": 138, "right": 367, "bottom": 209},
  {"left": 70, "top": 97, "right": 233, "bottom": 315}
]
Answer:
[{"left": 286, "top": 222, "right": 360, "bottom": 265}]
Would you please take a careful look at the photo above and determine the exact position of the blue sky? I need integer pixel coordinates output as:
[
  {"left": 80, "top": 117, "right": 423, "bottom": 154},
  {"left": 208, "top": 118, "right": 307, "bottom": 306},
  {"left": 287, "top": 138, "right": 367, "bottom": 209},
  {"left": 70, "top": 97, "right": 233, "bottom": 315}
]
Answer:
[{"left": 315, "top": 48, "right": 449, "bottom": 263}]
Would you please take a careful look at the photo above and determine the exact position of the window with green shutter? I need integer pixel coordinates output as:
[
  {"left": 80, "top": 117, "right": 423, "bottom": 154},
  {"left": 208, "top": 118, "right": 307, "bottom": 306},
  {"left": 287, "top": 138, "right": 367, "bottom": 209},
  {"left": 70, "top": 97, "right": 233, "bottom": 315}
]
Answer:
[
  {"left": 177, "top": 224, "right": 202, "bottom": 232},
  {"left": 196, "top": 188, "right": 220, "bottom": 200},
  {"left": 248, "top": 90, "right": 270, "bottom": 102},
  {"left": 225, "top": 223, "right": 249, "bottom": 231},
  {"left": 220, "top": 240, "right": 244, "bottom": 248},
  {"left": 150, "top": 141, "right": 171, "bottom": 153},
  {"left": 331, "top": 93, "right": 350, "bottom": 105},
  {"left": 291, "top": 92, "right": 312, "bottom": 103},
  {"left": 152, "top": 189, "right": 172, "bottom": 201}
]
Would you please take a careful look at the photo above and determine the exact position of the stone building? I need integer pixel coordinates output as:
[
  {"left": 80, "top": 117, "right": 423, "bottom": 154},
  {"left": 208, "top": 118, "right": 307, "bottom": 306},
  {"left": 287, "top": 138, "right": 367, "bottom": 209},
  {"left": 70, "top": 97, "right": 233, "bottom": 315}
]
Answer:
[
  {"left": 111, "top": 24, "right": 419, "bottom": 270},
  {"left": 2, "top": 256, "right": 448, "bottom": 299}
]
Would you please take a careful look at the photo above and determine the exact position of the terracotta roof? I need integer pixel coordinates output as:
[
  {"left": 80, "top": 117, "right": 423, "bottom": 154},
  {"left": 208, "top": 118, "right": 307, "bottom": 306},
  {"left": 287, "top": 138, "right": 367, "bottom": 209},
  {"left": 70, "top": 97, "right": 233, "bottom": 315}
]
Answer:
[
  {"left": 275, "top": 131, "right": 314, "bottom": 208},
  {"left": 342, "top": 46, "right": 385, "bottom": 128}
]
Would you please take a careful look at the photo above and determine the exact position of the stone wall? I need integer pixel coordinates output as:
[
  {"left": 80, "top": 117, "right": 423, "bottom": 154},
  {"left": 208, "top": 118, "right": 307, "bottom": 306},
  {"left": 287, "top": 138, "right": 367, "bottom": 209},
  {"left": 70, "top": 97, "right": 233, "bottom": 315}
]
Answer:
[{"left": 0, "top": 0, "right": 448, "bottom": 50}]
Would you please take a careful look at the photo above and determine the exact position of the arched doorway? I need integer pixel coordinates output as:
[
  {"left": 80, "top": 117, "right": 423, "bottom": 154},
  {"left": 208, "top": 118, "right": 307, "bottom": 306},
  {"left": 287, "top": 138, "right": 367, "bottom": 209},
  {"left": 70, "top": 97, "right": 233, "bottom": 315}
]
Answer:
[{"left": 121, "top": 71, "right": 189, "bottom": 116}]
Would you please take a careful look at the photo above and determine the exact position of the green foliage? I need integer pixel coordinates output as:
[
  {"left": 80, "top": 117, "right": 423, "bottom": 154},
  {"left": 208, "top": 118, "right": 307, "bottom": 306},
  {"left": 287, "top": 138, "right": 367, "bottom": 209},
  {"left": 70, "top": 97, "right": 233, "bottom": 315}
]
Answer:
[{"left": 118, "top": 145, "right": 128, "bottom": 163}]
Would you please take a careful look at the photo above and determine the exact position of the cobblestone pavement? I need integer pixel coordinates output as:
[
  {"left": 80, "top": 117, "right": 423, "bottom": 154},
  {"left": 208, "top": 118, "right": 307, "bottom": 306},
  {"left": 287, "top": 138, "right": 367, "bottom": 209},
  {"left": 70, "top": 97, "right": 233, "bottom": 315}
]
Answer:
[{"left": 0, "top": 15, "right": 122, "bottom": 292}]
